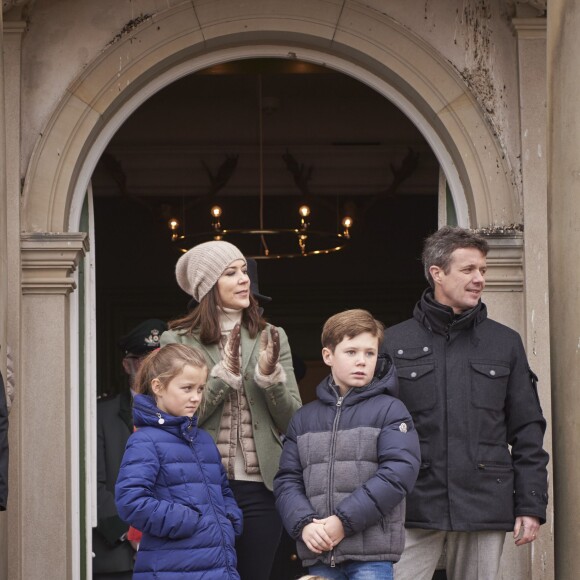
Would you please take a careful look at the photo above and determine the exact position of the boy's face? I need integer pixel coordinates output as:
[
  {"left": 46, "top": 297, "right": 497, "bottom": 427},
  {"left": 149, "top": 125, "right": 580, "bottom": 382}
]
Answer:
[{"left": 322, "top": 332, "right": 379, "bottom": 395}]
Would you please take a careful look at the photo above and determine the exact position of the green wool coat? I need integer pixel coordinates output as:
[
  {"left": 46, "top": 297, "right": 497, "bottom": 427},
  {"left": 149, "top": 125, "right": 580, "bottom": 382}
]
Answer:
[{"left": 160, "top": 324, "right": 302, "bottom": 490}]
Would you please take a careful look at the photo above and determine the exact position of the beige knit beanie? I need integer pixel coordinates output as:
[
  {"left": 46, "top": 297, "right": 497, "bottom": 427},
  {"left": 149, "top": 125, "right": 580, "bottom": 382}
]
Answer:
[{"left": 176, "top": 241, "right": 245, "bottom": 302}]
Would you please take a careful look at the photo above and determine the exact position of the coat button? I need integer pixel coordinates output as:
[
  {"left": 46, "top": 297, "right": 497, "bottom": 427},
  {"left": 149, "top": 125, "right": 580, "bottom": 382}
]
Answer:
[
  {"left": 489, "top": 369, "right": 496, "bottom": 376},
  {"left": 411, "top": 372, "right": 417, "bottom": 378},
  {"left": 497, "top": 478, "right": 502, "bottom": 483},
  {"left": 397, "top": 349, "right": 404, "bottom": 355},
  {"left": 531, "top": 490, "right": 537, "bottom": 496},
  {"left": 423, "top": 346, "right": 429, "bottom": 352}
]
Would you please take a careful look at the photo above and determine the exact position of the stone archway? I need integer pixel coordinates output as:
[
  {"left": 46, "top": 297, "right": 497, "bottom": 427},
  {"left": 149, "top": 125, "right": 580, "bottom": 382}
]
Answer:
[{"left": 21, "top": 1, "right": 517, "bottom": 234}]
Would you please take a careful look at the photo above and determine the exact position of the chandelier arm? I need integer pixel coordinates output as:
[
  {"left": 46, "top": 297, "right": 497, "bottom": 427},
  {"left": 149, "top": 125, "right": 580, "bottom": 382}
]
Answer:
[{"left": 257, "top": 74, "right": 270, "bottom": 257}]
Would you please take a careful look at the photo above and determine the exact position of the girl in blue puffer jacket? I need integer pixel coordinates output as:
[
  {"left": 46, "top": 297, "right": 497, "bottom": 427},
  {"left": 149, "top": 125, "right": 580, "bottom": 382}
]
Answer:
[{"left": 115, "top": 343, "right": 243, "bottom": 579}]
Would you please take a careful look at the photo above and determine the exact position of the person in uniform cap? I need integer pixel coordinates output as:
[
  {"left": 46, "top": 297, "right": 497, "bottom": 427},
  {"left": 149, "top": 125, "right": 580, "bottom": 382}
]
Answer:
[
  {"left": 93, "top": 318, "right": 167, "bottom": 580},
  {"left": 162, "top": 240, "right": 301, "bottom": 580}
]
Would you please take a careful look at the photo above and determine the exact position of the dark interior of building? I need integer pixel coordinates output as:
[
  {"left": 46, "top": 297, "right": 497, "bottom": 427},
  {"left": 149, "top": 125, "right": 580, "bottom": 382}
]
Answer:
[{"left": 92, "top": 58, "right": 440, "bottom": 401}]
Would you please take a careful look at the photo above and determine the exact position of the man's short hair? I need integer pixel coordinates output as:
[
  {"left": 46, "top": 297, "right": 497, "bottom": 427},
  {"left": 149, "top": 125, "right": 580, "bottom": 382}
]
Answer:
[
  {"left": 422, "top": 226, "right": 489, "bottom": 288},
  {"left": 321, "top": 309, "right": 384, "bottom": 351}
]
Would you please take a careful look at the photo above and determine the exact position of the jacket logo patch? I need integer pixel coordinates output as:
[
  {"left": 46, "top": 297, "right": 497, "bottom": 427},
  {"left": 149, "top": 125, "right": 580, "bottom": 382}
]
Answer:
[{"left": 399, "top": 422, "right": 408, "bottom": 433}]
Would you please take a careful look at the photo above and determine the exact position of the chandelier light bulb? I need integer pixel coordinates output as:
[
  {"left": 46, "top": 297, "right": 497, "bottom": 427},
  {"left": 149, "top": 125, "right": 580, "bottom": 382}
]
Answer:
[
  {"left": 342, "top": 216, "right": 353, "bottom": 238},
  {"left": 298, "top": 205, "right": 311, "bottom": 218},
  {"left": 211, "top": 205, "right": 222, "bottom": 218},
  {"left": 168, "top": 218, "right": 180, "bottom": 231}
]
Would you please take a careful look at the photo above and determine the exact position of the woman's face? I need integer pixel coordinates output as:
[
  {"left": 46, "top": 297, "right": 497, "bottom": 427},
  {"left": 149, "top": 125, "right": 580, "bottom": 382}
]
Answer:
[{"left": 216, "top": 259, "right": 250, "bottom": 310}]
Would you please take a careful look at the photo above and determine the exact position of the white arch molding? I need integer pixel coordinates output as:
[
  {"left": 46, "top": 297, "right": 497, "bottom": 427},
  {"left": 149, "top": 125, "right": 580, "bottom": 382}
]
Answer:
[
  {"left": 22, "top": 1, "right": 518, "bottom": 235},
  {"left": 68, "top": 45, "right": 471, "bottom": 231}
]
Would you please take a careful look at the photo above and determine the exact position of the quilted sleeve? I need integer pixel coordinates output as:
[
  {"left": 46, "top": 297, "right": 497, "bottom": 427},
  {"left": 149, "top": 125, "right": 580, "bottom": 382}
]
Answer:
[{"left": 115, "top": 430, "right": 201, "bottom": 539}]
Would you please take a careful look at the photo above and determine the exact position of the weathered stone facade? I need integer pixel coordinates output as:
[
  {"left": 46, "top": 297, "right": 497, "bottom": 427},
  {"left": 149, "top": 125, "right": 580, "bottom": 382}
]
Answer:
[{"left": 1, "top": 1, "right": 569, "bottom": 579}]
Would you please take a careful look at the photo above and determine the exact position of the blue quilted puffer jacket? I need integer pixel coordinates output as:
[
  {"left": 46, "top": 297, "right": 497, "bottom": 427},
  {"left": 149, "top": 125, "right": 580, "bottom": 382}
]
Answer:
[{"left": 115, "top": 394, "right": 242, "bottom": 579}]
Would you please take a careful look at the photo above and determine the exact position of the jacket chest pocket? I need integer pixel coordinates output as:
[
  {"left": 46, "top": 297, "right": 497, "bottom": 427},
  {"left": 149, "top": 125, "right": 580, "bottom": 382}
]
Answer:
[
  {"left": 470, "top": 361, "right": 510, "bottom": 410},
  {"left": 394, "top": 346, "right": 436, "bottom": 413}
]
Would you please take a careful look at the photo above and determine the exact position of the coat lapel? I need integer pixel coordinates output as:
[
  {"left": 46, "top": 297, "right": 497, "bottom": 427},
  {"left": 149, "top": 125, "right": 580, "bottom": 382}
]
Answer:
[
  {"left": 189, "top": 334, "right": 221, "bottom": 366},
  {"left": 241, "top": 325, "right": 260, "bottom": 374}
]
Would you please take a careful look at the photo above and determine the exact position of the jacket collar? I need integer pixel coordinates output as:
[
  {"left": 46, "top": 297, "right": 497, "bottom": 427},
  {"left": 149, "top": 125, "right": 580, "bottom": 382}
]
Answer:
[
  {"left": 118, "top": 388, "right": 134, "bottom": 431},
  {"left": 414, "top": 288, "right": 487, "bottom": 336},
  {"left": 132, "top": 394, "right": 198, "bottom": 437}
]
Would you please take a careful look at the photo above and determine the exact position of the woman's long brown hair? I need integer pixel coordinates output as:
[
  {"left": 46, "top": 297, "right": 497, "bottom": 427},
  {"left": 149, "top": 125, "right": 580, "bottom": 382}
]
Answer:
[{"left": 169, "top": 285, "right": 266, "bottom": 345}]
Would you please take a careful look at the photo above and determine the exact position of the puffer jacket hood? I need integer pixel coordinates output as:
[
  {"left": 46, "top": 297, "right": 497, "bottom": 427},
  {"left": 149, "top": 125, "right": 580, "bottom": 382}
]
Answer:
[{"left": 132, "top": 393, "right": 197, "bottom": 436}]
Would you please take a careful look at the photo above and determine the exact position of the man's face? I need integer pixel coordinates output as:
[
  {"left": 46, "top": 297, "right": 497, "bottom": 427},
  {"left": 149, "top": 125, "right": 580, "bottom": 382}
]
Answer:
[
  {"left": 122, "top": 353, "right": 147, "bottom": 387},
  {"left": 322, "top": 332, "right": 379, "bottom": 396},
  {"left": 430, "top": 247, "right": 487, "bottom": 314}
]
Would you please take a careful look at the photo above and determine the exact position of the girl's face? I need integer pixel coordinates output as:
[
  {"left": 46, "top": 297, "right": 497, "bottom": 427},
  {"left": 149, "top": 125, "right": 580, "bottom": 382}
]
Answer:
[
  {"left": 152, "top": 364, "right": 208, "bottom": 418},
  {"left": 216, "top": 259, "right": 250, "bottom": 310}
]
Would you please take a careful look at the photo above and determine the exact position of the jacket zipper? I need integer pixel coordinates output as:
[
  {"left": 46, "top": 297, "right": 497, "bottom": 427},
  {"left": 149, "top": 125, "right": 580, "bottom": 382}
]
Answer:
[
  {"left": 477, "top": 462, "right": 512, "bottom": 471},
  {"left": 188, "top": 426, "right": 236, "bottom": 577},
  {"left": 327, "top": 389, "right": 350, "bottom": 568}
]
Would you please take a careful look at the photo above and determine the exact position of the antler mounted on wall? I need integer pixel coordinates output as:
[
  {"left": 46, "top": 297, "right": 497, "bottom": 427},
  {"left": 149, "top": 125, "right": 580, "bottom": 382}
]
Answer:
[
  {"left": 200, "top": 154, "right": 240, "bottom": 199},
  {"left": 361, "top": 147, "right": 420, "bottom": 217}
]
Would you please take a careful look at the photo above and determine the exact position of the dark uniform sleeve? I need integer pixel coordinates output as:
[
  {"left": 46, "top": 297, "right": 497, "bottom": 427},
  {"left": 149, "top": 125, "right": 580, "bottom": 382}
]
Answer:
[{"left": 95, "top": 404, "right": 129, "bottom": 545}]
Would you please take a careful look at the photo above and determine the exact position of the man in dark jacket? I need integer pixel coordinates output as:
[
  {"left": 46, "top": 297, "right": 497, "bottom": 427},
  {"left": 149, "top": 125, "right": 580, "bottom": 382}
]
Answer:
[
  {"left": 383, "top": 226, "right": 549, "bottom": 580},
  {"left": 93, "top": 319, "right": 167, "bottom": 580}
]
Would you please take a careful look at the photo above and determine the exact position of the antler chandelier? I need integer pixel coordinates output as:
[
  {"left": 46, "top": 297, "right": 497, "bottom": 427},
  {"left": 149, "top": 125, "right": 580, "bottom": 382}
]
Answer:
[{"left": 168, "top": 75, "right": 353, "bottom": 259}]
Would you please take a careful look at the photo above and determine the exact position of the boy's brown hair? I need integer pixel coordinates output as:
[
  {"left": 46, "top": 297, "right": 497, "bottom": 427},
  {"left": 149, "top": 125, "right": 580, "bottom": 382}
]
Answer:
[
  {"left": 133, "top": 343, "right": 208, "bottom": 397},
  {"left": 321, "top": 309, "right": 385, "bottom": 351}
]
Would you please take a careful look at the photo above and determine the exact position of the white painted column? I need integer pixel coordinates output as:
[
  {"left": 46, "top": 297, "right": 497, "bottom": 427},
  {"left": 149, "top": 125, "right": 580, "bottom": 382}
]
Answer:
[
  {"left": 547, "top": 2, "right": 580, "bottom": 578},
  {"left": 511, "top": 16, "right": 554, "bottom": 580}
]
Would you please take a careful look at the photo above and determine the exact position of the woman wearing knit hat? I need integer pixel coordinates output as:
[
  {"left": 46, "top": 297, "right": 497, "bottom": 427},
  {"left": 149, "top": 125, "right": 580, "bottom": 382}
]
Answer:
[{"left": 161, "top": 240, "right": 302, "bottom": 580}]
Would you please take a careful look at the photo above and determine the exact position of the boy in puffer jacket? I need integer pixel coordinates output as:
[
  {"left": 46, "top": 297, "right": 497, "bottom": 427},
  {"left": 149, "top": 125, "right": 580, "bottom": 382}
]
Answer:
[{"left": 274, "top": 309, "right": 420, "bottom": 579}]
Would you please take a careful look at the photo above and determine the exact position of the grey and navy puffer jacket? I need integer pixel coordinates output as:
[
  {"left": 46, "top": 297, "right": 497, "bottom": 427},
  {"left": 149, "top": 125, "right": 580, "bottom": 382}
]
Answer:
[
  {"left": 115, "top": 394, "right": 242, "bottom": 580},
  {"left": 274, "top": 360, "right": 420, "bottom": 567}
]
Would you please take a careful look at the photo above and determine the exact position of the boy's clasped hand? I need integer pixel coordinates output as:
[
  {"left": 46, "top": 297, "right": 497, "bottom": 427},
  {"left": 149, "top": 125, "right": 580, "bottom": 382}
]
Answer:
[{"left": 302, "top": 515, "right": 345, "bottom": 554}]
